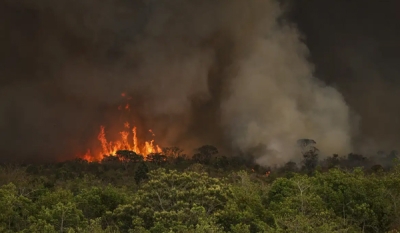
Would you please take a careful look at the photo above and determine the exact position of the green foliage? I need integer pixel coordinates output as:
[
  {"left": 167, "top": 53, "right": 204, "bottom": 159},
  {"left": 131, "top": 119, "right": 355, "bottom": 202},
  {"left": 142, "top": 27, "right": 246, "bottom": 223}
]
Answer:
[
  {"left": 75, "top": 185, "right": 128, "bottom": 219},
  {"left": 268, "top": 174, "right": 357, "bottom": 232},
  {"left": 0, "top": 183, "right": 32, "bottom": 232},
  {"left": 216, "top": 171, "right": 272, "bottom": 232},
  {"left": 34, "top": 201, "right": 85, "bottom": 232},
  {"left": 314, "top": 168, "right": 392, "bottom": 232},
  {"left": 134, "top": 162, "right": 149, "bottom": 185},
  {"left": 113, "top": 168, "right": 231, "bottom": 232},
  {"left": 1, "top": 152, "right": 400, "bottom": 232}
]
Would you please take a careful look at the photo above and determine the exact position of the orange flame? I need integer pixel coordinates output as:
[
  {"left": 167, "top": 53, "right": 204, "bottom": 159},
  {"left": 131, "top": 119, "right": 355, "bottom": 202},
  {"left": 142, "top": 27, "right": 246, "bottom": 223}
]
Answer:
[
  {"left": 82, "top": 150, "right": 94, "bottom": 162},
  {"left": 132, "top": 126, "right": 140, "bottom": 153},
  {"left": 81, "top": 124, "right": 162, "bottom": 162},
  {"left": 79, "top": 92, "right": 162, "bottom": 162}
]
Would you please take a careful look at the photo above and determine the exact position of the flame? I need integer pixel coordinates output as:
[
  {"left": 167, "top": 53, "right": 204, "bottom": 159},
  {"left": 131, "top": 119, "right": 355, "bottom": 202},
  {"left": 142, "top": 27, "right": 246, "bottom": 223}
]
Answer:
[
  {"left": 132, "top": 126, "right": 140, "bottom": 153},
  {"left": 80, "top": 92, "right": 162, "bottom": 162},
  {"left": 81, "top": 124, "right": 162, "bottom": 162},
  {"left": 82, "top": 150, "right": 94, "bottom": 162}
]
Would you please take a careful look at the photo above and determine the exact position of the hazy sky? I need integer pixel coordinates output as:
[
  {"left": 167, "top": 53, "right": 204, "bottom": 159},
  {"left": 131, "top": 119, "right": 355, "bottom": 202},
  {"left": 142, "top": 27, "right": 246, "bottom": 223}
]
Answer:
[{"left": 0, "top": 0, "right": 399, "bottom": 163}]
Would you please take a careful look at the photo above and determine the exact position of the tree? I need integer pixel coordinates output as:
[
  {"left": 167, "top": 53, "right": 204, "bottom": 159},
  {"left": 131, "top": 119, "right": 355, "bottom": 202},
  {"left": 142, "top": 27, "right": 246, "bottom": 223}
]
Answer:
[
  {"left": 297, "top": 139, "right": 319, "bottom": 175},
  {"left": 75, "top": 185, "right": 127, "bottom": 220},
  {"left": 384, "top": 150, "right": 399, "bottom": 169},
  {"left": 35, "top": 202, "right": 85, "bottom": 232},
  {"left": 346, "top": 153, "right": 368, "bottom": 169},
  {"left": 296, "top": 139, "right": 316, "bottom": 149},
  {"left": 192, "top": 145, "right": 219, "bottom": 165},
  {"left": 134, "top": 162, "right": 149, "bottom": 185},
  {"left": 213, "top": 156, "right": 230, "bottom": 170},
  {"left": 162, "top": 147, "right": 185, "bottom": 164},
  {"left": 217, "top": 171, "right": 272, "bottom": 232},
  {"left": 101, "top": 155, "right": 120, "bottom": 164},
  {"left": 116, "top": 150, "right": 144, "bottom": 170},
  {"left": 268, "top": 175, "right": 352, "bottom": 232},
  {"left": 0, "top": 183, "right": 32, "bottom": 232},
  {"left": 324, "top": 154, "right": 341, "bottom": 169},
  {"left": 302, "top": 148, "right": 319, "bottom": 175},
  {"left": 146, "top": 153, "right": 167, "bottom": 166},
  {"left": 32, "top": 189, "right": 86, "bottom": 232},
  {"left": 381, "top": 164, "right": 400, "bottom": 231},
  {"left": 116, "top": 150, "right": 144, "bottom": 163},
  {"left": 279, "top": 161, "right": 298, "bottom": 177},
  {"left": 113, "top": 168, "right": 231, "bottom": 231},
  {"left": 314, "top": 168, "right": 392, "bottom": 232}
]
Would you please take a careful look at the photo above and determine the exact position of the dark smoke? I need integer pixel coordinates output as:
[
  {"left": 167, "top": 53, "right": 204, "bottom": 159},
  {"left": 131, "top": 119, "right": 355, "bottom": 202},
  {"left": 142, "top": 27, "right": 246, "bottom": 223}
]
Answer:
[
  {"left": 1, "top": 0, "right": 395, "bottom": 163},
  {"left": 289, "top": 0, "right": 400, "bottom": 155}
]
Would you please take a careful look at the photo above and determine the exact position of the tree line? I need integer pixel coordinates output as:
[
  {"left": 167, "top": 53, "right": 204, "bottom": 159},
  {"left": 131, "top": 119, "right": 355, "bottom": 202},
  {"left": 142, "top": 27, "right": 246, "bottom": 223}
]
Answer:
[{"left": 0, "top": 143, "right": 399, "bottom": 232}]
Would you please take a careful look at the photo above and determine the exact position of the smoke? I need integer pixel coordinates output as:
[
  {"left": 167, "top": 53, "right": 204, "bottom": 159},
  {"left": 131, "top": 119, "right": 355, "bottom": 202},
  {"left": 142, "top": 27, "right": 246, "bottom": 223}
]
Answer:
[
  {"left": 220, "top": 23, "right": 353, "bottom": 164},
  {"left": 289, "top": 0, "right": 400, "bottom": 156},
  {"left": 0, "top": 0, "right": 355, "bottom": 163}
]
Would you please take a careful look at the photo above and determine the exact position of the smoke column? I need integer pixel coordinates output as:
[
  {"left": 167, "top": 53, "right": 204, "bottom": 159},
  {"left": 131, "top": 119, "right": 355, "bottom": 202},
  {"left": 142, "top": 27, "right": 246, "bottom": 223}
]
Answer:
[{"left": 0, "top": 0, "right": 355, "bottom": 163}]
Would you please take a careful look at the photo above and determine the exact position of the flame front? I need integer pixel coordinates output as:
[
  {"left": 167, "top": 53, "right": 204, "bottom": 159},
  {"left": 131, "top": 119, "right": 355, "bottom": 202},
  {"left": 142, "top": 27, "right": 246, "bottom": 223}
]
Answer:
[
  {"left": 81, "top": 92, "right": 162, "bottom": 162},
  {"left": 82, "top": 124, "right": 162, "bottom": 162}
]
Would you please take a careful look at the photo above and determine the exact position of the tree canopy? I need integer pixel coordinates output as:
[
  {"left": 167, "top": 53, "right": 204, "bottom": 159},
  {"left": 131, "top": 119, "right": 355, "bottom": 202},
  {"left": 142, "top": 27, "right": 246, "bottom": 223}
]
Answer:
[{"left": 0, "top": 144, "right": 399, "bottom": 232}]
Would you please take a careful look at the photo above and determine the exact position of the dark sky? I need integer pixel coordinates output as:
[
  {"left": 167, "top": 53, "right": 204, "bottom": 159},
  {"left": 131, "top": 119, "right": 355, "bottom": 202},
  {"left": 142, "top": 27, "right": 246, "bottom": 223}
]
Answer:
[
  {"left": 0, "top": 0, "right": 399, "bottom": 162},
  {"left": 288, "top": 0, "right": 400, "bottom": 151}
]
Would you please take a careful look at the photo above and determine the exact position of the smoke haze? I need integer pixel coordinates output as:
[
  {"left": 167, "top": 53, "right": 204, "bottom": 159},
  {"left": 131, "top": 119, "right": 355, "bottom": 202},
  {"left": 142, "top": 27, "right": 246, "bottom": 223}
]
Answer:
[
  {"left": 289, "top": 0, "right": 400, "bottom": 155},
  {"left": 1, "top": 0, "right": 395, "bottom": 163}
]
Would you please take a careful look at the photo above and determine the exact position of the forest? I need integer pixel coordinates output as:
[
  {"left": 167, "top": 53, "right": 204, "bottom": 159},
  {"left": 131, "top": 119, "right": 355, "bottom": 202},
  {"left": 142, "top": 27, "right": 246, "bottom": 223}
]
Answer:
[{"left": 1, "top": 144, "right": 400, "bottom": 233}]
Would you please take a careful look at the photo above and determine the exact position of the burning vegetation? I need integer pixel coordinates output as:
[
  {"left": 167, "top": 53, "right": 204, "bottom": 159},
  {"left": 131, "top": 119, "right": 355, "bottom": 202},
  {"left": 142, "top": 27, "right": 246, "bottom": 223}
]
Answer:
[
  {"left": 81, "top": 124, "right": 162, "bottom": 162},
  {"left": 80, "top": 93, "right": 162, "bottom": 162}
]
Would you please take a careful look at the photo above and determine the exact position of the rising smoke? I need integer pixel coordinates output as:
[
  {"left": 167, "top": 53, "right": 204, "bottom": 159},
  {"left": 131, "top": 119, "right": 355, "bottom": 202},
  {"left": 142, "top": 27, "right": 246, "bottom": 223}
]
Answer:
[{"left": 0, "top": 0, "right": 356, "bottom": 163}]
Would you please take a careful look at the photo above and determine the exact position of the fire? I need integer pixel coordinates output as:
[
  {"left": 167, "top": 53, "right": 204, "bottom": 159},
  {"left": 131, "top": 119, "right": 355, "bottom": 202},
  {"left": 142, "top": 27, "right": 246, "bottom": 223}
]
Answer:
[
  {"left": 80, "top": 92, "right": 162, "bottom": 162},
  {"left": 82, "top": 124, "right": 162, "bottom": 162}
]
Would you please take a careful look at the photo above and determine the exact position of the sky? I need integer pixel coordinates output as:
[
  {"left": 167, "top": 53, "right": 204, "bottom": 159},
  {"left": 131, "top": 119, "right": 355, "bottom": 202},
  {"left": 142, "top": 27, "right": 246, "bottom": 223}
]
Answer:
[{"left": 0, "top": 0, "right": 399, "bottom": 163}]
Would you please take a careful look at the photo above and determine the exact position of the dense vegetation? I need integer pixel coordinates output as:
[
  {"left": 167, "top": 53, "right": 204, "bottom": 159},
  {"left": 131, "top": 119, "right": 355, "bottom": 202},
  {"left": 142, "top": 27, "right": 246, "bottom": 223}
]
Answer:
[{"left": 1, "top": 144, "right": 400, "bottom": 233}]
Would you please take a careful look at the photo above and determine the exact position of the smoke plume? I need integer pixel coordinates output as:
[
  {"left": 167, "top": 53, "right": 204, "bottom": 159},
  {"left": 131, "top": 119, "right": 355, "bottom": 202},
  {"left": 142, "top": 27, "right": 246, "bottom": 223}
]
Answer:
[{"left": 0, "top": 0, "right": 355, "bottom": 163}]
